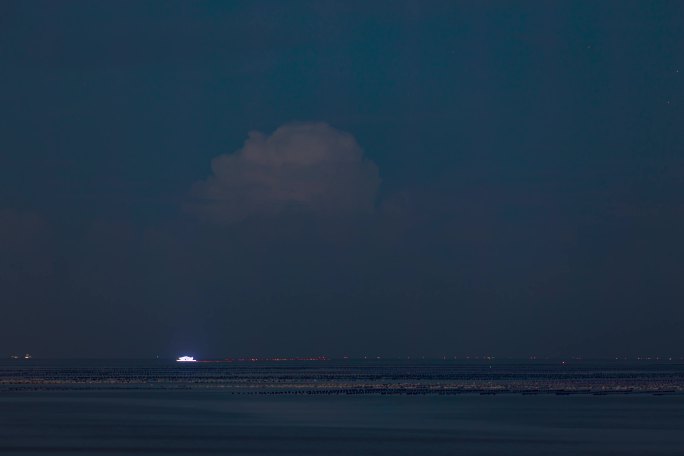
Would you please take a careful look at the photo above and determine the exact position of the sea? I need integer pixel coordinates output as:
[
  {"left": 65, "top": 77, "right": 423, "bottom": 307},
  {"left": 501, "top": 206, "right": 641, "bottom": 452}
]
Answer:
[{"left": 1, "top": 359, "right": 683, "bottom": 455}]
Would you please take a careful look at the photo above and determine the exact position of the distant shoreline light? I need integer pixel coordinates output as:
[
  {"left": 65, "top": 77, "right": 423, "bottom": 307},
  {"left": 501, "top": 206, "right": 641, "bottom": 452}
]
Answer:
[{"left": 176, "top": 356, "right": 197, "bottom": 362}]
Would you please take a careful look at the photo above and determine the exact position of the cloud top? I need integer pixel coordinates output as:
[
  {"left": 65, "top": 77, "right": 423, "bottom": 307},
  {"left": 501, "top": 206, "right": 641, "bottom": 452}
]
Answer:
[{"left": 189, "top": 122, "right": 380, "bottom": 223}]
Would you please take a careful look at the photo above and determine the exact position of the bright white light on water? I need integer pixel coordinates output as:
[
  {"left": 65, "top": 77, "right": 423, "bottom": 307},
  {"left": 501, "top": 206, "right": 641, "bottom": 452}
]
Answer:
[{"left": 176, "top": 356, "right": 197, "bottom": 362}]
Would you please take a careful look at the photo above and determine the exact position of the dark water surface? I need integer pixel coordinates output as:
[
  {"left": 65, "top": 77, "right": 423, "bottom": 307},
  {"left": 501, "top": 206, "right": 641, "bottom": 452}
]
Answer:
[{"left": 1, "top": 360, "right": 683, "bottom": 455}]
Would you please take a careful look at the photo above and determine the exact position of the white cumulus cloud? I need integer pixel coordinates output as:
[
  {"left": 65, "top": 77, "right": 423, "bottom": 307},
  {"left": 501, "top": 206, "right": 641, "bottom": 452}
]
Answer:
[{"left": 188, "top": 122, "right": 381, "bottom": 223}]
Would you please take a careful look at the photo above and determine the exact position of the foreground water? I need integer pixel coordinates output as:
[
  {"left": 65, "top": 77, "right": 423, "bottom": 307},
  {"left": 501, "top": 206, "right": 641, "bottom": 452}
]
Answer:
[{"left": 1, "top": 360, "right": 683, "bottom": 455}]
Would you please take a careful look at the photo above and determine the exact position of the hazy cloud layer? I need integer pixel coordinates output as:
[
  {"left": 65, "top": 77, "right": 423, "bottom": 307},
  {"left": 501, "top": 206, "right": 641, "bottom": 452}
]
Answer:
[{"left": 189, "top": 122, "right": 381, "bottom": 223}]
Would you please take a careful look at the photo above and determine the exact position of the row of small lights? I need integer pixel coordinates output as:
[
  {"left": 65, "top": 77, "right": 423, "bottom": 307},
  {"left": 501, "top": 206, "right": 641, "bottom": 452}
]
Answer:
[{"left": 176, "top": 355, "right": 684, "bottom": 362}]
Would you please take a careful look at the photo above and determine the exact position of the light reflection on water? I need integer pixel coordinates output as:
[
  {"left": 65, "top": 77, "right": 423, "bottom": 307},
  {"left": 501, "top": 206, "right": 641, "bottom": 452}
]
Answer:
[{"left": 1, "top": 360, "right": 684, "bottom": 455}]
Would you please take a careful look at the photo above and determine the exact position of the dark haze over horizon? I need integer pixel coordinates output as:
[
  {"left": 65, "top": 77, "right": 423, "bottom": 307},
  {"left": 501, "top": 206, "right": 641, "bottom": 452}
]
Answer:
[{"left": 1, "top": 1, "right": 683, "bottom": 358}]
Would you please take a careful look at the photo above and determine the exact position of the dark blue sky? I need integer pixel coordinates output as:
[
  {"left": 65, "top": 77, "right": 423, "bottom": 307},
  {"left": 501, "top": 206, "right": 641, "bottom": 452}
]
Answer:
[{"left": 1, "top": 1, "right": 683, "bottom": 358}]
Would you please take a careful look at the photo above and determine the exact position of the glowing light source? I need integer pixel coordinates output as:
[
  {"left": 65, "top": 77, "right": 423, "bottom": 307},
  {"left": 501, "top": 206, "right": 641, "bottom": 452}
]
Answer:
[{"left": 176, "top": 356, "right": 197, "bottom": 362}]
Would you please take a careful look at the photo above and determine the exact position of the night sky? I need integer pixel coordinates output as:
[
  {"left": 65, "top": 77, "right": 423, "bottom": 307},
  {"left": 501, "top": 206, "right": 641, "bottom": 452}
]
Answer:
[{"left": 1, "top": 1, "right": 683, "bottom": 358}]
